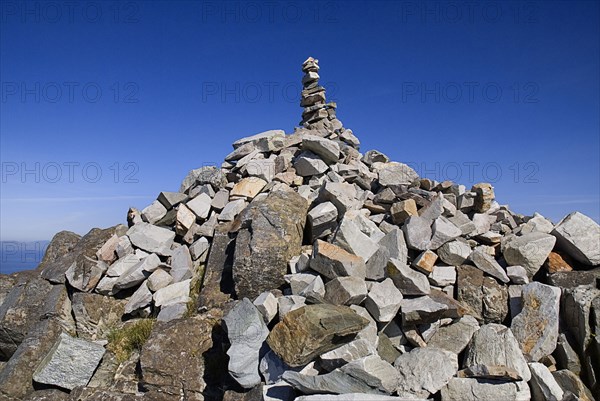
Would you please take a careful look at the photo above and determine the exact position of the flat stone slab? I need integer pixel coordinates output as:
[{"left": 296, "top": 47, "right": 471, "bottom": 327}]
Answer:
[
  {"left": 33, "top": 333, "right": 106, "bottom": 390},
  {"left": 267, "top": 304, "right": 369, "bottom": 367},
  {"left": 552, "top": 211, "right": 600, "bottom": 265}
]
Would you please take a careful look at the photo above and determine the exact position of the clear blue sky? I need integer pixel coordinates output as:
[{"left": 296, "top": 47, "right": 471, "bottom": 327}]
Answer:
[{"left": 1, "top": 0, "right": 599, "bottom": 242}]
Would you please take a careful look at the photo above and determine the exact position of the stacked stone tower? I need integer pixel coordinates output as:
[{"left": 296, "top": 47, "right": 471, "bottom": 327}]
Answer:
[{"left": 300, "top": 57, "right": 343, "bottom": 133}]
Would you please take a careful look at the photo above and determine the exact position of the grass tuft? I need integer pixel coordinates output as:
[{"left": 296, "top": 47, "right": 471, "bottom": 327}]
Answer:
[{"left": 107, "top": 318, "right": 155, "bottom": 363}]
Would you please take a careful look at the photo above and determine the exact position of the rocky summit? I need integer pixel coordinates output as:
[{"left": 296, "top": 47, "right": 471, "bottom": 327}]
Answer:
[{"left": 0, "top": 57, "right": 599, "bottom": 401}]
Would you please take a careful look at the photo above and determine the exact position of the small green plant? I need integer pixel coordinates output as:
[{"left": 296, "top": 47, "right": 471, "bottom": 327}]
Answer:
[
  {"left": 186, "top": 263, "right": 206, "bottom": 317},
  {"left": 107, "top": 318, "right": 155, "bottom": 363}
]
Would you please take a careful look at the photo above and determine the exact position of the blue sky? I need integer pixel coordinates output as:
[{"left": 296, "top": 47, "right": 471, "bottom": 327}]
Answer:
[{"left": 1, "top": 0, "right": 599, "bottom": 242}]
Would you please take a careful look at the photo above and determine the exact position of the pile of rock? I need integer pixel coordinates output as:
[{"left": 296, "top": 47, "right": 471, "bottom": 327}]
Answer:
[{"left": 0, "top": 57, "right": 599, "bottom": 401}]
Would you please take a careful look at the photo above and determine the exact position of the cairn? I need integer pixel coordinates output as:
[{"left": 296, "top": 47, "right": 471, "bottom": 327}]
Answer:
[{"left": 300, "top": 57, "right": 342, "bottom": 133}]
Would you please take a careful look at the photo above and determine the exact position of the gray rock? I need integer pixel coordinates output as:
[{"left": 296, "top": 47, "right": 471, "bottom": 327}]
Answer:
[
  {"left": 552, "top": 211, "right": 600, "bottom": 265},
  {"left": 139, "top": 313, "right": 215, "bottom": 398},
  {"left": 146, "top": 268, "right": 173, "bottom": 292},
  {"left": 126, "top": 223, "right": 175, "bottom": 255},
  {"left": 153, "top": 279, "right": 191, "bottom": 307},
  {"left": 429, "top": 216, "right": 461, "bottom": 251},
  {"left": 387, "top": 258, "right": 431, "bottom": 296},
  {"left": 114, "top": 253, "right": 161, "bottom": 291},
  {"left": 362, "top": 150, "right": 390, "bottom": 166},
  {"left": 282, "top": 369, "right": 385, "bottom": 395},
  {"left": 259, "top": 350, "right": 292, "bottom": 385},
  {"left": 449, "top": 211, "right": 477, "bottom": 236},
  {"left": 253, "top": 291, "right": 278, "bottom": 324},
  {"left": 400, "top": 294, "right": 456, "bottom": 325},
  {"left": 278, "top": 295, "right": 306, "bottom": 318},
  {"left": 365, "top": 278, "right": 403, "bottom": 322},
  {"left": 175, "top": 203, "right": 196, "bottom": 235},
  {"left": 32, "top": 333, "right": 105, "bottom": 390},
  {"left": 299, "top": 275, "right": 326, "bottom": 302},
  {"left": 319, "top": 182, "right": 361, "bottom": 215},
  {"left": 211, "top": 189, "right": 230, "bottom": 211},
  {"left": 94, "top": 275, "right": 119, "bottom": 296},
  {"left": 232, "top": 129, "right": 285, "bottom": 152},
  {"left": 302, "top": 135, "right": 340, "bottom": 164},
  {"left": 402, "top": 216, "right": 431, "bottom": 251},
  {"left": 156, "top": 302, "right": 187, "bottom": 322},
  {"left": 219, "top": 199, "right": 247, "bottom": 221},
  {"left": 223, "top": 298, "right": 269, "bottom": 389},
  {"left": 287, "top": 273, "right": 318, "bottom": 295},
  {"left": 341, "top": 355, "right": 400, "bottom": 394},
  {"left": 394, "top": 347, "right": 458, "bottom": 398},
  {"left": 307, "top": 201, "right": 338, "bottom": 240},
  {"left": 507, "top": 265, "right": 529, "bottom": 284},
  {"left": 233, "top": 190, "right": 308, "bottom": 299},
  {"left": 427, "top": 315, "right": 480, "bottom": 354},
  {"left": 246, "top": 158, "right": 277, "bottom": 182},
  {"left": 552, "top": 369, "right": 594, "bottom": 401},
  {"left": 502, "top": 232, "right": 556, "bottom": 277},
  {"left": 463, "top": 323, "right": 531, "bottom": 381},
  {"left": 296, "top": 395, "right": 417, "bottom": 401},
  {"left": 124, "top": 281, "right": 153, "bottom": 315},
  {"left": 511, "top": 282, "right": 560, "bottom": 361},
  {"left": 319, "top": 339, "right": 377, "bottom": 371},
  {"left": 180, "top": 165, "right": 227, "bottom": 193},
  {"left": 529, "top": 362, "right": 564, "bottom": 401},
  {"left": 65, "top": 258, "right": 108, "bottom": 293},
  {"left": 157, "top": 191, "right": 188, "bottom": 209},
  {"left": 377, "top": 162, "right": 419, "bottom": 186},
  {"left": 186, "top": 192, "right": 212, "bottom": 219},
  {"left": 294, "top": 151, "right": 329, "bottom": 176},
  {"left": 105, "top": 253, "right": 142, "bottom": 277},
  {"left": 189, "top": 237, "right": 210, "bottom": 261},
  {"left": 310, "top": 240, "right": 366, "bottom": 279},
  {"left": 437, "top": 240, "right": 471, "bottom": 266},
  {"left": 521, "top": 213, "right": 554, "bottom": 234},
  {"left": 141, "top": 200, "right": 167, "bottom": 224},
  {"left": 267, "top": 304, "right": 369, "bottom": 367},
  {"left": 333, "top": 215, "right": 379, "bottom": 262},
  {"left": 325, "top": 277, "right": 368, "bottom": 306},
  {"left": 441, "top": 378, "right": 520, "bottom": 401},
  {"left": 170, "top": 245, "right": 193, "bottom": 282},
  {"left": 469, "top": 246, "right": 509, "bottom": 283},
  {"left": 429, "top": 265, "right": 457, "bottom": 286}
]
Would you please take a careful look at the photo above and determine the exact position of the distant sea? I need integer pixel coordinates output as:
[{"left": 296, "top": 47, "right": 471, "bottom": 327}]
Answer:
[{"left": 0, "top": 241, "right": 50, "bottom": 275}]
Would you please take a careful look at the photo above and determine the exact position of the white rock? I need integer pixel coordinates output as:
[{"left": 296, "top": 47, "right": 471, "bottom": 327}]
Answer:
[
  {"left": 394, "top": 347, "right": 458, "bottom": 398},
  {"left": 308, "top": 201, "right": 338, "bottom": 240},
  {"left": 469, "top": 246, "right": 509, "bottom": 283},
  {"left": 278, "top": 295, "right": 306, "bottom": 318},
  {"left": 502, "top": 232, "right": 556, "bottom": 277},
  {"left": 253, "top": 291, "right": 278, "bottom": 324},
  {"left": 186, "top": 193, "right": 212, "bottom": 219},
  {"left": 365, "top": 278, "right": 403, "bottom": 322},
  {"left": 429, "top": 266, "right": 456, "bottom": 287},
  {"left": 106, "top": 253, "right": 142, "bottom": 277},
  {"left": 437, "top": 240, "right": 471, "bottom": 266},
  {"left": 302, "top": 135, "right": 340, "bottom": 164},
  {"left": 529, "top": 362, "right": 564, "bottom": 401},
  {"left": 325, "top": 277, "right": 368, "bottom": 306},
  {"left": 141, "top": 200, "right": 168, "bottom": 224},
  {"left": 219, "top": 199, "right": 247, "bottom": 221},
  {"left": 340, "top": 355, "right": 400, "bottom": 394},
  {"left": 402, "top": 216, "right": 432, "bottom": 251},
  {"left": 387, "top": 258, "right": 430, "bottom": 296},
  {"left": 320, "top": 339, "right": 377, "bottom": 371},
  {"left": 124, "top": 281, "right": 153, "bottom": 315},
  {"left": 507, "top": 265, "right": 529, "bottom": 284},
  {"left": 153, "top": 279, "right": 191, "bottom": 307},
  {"left": 170, "top": 245, "right": 193, "bottom": 282},
  {"left": 126, "top": 222, "right": 175, "bottom": 255},
  {"left": 333, "top": 216, "right": 379, "bottom": 262},
  {"left": 428, "top": 217, "right": 462, "bottom": 250},
  {"left": 552, "top": 211, "right": 600, "bottom": 265},
  {"left": 147, "top": 268, "right": 173, "bottom": 292},
  {"left": 294, "top": 151, "right": 329, "bottom": 176},
  {"left": 189, "top": 237, "right": 210, "bottom": 261},
  {"left": 377, "top": 162, "right": 419, "bottom": 186}
]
